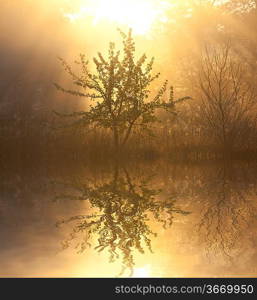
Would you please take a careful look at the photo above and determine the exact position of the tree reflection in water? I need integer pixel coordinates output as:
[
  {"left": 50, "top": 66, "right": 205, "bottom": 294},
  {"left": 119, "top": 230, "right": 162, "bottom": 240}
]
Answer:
[
  {"left": 54, "top": 164, "right": 190, "bottom": 276},
  {"left": 196, "top": 162, "right": 257, "bottom": 263},
  {"left": 52, "top": 161, "right": 257, "bottom": 276}
]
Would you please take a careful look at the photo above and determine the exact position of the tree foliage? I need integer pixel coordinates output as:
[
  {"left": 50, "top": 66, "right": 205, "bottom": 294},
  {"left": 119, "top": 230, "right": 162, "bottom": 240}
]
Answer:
[{"left": 54, "top": 29, "right": 189, "bottom": 151}]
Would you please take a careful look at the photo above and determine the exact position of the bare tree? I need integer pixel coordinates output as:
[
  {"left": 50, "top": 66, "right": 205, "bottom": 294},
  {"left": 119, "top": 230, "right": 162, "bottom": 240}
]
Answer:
[{"left": 198, "top": 42, "right": 256, "bottom": 151}]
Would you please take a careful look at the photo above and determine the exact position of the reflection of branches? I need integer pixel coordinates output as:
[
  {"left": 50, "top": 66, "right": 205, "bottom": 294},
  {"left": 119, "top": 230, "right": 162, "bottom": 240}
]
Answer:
[
  {"left": 197, "top": 163, "right": 257, "bottom": 261},
  {"left": 54, "top": 164, "right": 190, "bottom": 277}
]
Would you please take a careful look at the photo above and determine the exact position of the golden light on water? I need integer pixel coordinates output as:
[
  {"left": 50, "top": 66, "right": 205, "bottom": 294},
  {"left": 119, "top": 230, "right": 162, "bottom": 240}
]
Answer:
[
  {"left": 64, "top": 0, "right": 170, "bottom": 35},
  {"left": 132, "top": 265, "right": 151, "bottom": 277}
]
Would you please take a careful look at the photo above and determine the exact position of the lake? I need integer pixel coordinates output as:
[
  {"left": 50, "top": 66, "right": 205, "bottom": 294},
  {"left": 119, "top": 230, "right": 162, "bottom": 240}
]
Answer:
[{"left": 1, "top": 159, "right": 257, "bottom": 277}]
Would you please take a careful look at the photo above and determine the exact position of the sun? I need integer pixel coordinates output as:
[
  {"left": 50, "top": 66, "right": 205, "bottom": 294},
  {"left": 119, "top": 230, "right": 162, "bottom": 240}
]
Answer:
[{"left": 64, "top": 0, "right": 170, "bottom": 35}]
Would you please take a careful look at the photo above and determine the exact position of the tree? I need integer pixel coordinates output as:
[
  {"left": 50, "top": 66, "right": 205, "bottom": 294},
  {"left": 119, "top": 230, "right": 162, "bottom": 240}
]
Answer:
[
  {"left": 198, "top": 42, "right": 256, "bottom": 151},
  {"left": 222, "top": 0, "right": 256, "bottom": 13},
  {"left": 221, "top": 0, "right": 257, "bottom": 81},
  {"left": 54, "top": 29, "right": 189, "bottom": 153}
]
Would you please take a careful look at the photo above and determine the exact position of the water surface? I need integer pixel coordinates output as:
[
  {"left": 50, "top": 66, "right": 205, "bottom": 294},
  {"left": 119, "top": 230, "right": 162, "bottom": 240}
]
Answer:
[{"left": 1, "top": 160, "right": 257, "bottom": 277}]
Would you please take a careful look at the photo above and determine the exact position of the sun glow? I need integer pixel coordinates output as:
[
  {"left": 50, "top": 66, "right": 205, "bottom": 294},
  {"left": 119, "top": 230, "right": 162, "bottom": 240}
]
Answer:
[
  {"left": 64, "top": 0, "right": 170, "bottom": 35},
  {"left": 133, "top": 265, "right": 151, "bottom": 277}
]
